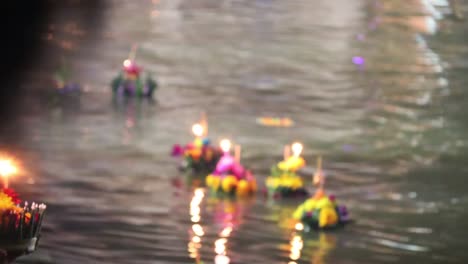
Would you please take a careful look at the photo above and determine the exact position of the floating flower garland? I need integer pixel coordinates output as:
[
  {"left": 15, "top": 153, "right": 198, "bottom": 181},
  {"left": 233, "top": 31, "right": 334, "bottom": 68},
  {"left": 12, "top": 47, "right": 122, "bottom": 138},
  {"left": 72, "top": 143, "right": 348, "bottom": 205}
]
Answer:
[
  {"left": 265, "top": 143, "right": 308, "bottom": 198},
  {"left": 292, "top": 158, "right": 350, "bottom": 230},
  {"left": 111, "top": 45, "right": 158, "bottom": 98},
  {"left": 54, "top": 58, "right": 81, "bottom": 97},
  {"left": 0, "top": 159, "right": 47, "bottom": 262},
  {"left": 256, "top": 117, "right": 294, "bottom": 127},
  {"left": 172, "top": 115, "right": 223, "bottom": 174},
  {"left": 0, "top": 189, "right": 47, "bottom": 259},
  {"left": 205, "top": 139, "right": 257, "bottom": 197}
]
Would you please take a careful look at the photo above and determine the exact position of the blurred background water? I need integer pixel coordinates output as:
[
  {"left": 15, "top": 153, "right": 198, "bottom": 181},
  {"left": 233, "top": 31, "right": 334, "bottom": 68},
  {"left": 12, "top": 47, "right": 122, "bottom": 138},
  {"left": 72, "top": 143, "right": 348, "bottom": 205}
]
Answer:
[{"left": 4, "top": 0, "right": 468, "bottom": 263}]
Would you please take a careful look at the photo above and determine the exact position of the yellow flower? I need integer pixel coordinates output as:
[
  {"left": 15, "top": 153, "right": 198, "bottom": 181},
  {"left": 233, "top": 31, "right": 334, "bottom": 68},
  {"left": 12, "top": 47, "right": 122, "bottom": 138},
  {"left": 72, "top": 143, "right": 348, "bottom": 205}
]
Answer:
[
  {"left": 291, "top": 177, "right": 303, "bottom": 189},
  {"left": 304, "top": 198, "right": 317, "bottom": 211},
  {"left": 212, "top": 176, "right": 221, "bottom": 190},
  {"left": 0, "top": 192, "right": 15, "bottom": 212},
  {"left": 190, "top": 148, "right": 202, "bottom": 160},
  {"left": 236, "top": 180, "right": 250, "bottom": 196},
  {"left": 316, "top": 197, "right": 333, "bottom": 210},
  {"left": 278, "top": 157, "right": 306, "bottom": 171},
  {"left": 222, "top": 175, "right": 238, "bottom": 193},
  {"left": 266, "top": 177, "right": 280, "bottom": 189},
  {"left": 319, "top": 207, "right": 338, "bottom": 228},
  {"left": 206, "top": 174, "right": 214, "bottom": 187},
  {"left": 194, "top": 138, "right": 203, "bottom": 148},
  {"left": 293, "top": 205, "right": 305, "bottom": 220},
  {"left": 284, "top": 178, "right": 295, "bottom": 188},
  {"left": 277, "top": 161, "right": 288, "bottom": 171}
]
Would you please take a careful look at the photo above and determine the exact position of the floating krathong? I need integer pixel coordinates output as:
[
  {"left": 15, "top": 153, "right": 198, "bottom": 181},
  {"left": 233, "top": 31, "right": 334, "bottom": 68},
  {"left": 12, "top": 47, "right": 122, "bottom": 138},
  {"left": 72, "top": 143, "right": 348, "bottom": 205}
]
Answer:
[
  {"left": 292, "top": 157, "right": 350, "bottom": 230},
  {"left": 205, "top": 139, "right": 257, "bottom": 197},
  {"left": 266, "top": 142, "right": 308, "bottom": 198},
  {"left": 111, "top": 45, "right": 158, "bottom": 98},
  {"left": 54, "top": 59, "right": 81, "bottom": 98},
  {"left": 172, "top": 114, "right": 223, "bottom": 174},
  {"left": 0, "top": 160, "right": 47, "bottom": 263},
  {"left": 256, "top": 117, "right": 294, "bottom": 127}
]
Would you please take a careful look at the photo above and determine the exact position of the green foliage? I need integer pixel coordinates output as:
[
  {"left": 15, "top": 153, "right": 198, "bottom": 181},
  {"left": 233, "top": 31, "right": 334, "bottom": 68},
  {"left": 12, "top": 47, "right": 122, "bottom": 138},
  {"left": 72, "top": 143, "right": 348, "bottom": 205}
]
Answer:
[{"left": 111, "top": 74, "right": 123, "bottom": 92}]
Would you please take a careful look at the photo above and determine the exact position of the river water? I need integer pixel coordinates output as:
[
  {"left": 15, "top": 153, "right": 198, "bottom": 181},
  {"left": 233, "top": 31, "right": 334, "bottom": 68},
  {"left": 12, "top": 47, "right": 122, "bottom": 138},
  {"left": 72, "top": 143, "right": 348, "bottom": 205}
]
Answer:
[{"left": 8, "top": 0, "right": 468, "bottom": 263}]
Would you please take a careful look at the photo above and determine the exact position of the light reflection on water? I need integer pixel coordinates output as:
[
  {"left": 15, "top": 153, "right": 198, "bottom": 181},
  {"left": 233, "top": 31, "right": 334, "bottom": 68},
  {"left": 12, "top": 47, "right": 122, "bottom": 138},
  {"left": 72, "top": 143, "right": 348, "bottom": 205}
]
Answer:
[{"left": 9, "top": 0, "right": 468, "bottom": 263}]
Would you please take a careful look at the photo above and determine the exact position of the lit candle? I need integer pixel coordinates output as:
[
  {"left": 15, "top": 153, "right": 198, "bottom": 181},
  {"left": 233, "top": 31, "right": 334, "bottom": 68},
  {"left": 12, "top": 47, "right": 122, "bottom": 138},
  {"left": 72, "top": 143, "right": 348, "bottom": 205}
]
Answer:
[
  {"left": 220, "top": 139, "right": 232, "bottom": 155},
  {"left": 278, "top": 142, "right": 305, "bottom": 171},
  {"left": 215, "top": 139, "right": 235, "bottom": 174},
  {"left": 192, "top": 123, "right": 204, "bottom": 147},
  {"left": 192, "top": 123, "right": 204, "bottom": 138},
  {"left": 313, "top": 156, "right": 324, "bottom": 187},
  {"left": 123, "top": 44, "right": 140, "bottom": 78},
  {"left": 123, "top": 59, "right": 132, "bottom": 68},
  {"left": 200, "top": 112, "right": 208, "bottom": 137},
  {"left": 0, "top": 159, "right": 17, "bottom": 189},
  {"left": 291, "top": 142, "right": 303, "bottom": 157}
]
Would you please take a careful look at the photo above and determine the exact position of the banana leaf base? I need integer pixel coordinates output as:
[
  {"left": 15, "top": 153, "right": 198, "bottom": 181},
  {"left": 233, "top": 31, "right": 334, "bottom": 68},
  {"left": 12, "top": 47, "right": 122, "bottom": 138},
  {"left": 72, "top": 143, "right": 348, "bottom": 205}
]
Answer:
[{"left": 0, "top": 237, "right": 40, "bottom": 264}]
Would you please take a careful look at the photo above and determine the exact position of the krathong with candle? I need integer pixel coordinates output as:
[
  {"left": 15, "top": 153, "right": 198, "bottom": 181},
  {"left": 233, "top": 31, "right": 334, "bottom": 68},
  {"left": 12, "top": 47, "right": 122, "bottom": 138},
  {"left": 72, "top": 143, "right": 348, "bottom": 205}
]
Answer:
[
  {"left": 292, "top": 157, "right": 350, "bottom": 230},
  {"left": 53, "top": 57, "right": 81, "bottom": 100},
  {"left": 172, "top": 115, "right": 223, "bottom": 174},
  {"left": 205, "top": 139, "right": 257, "bottom": 197},
  {"left": 0, "top": 159, "right": 47, "bottom": 263},
  {"left": 111, "top": 45, "right": 158, "bottom": 98},
  {"left": 266, "top": 142, "right": 308, "bottom": 198}
]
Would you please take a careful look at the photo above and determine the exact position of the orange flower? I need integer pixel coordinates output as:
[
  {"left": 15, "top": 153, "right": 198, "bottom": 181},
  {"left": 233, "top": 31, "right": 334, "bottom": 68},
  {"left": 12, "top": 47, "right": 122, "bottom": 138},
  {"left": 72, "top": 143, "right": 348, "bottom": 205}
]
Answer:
[{"left": 25, "top": 212, "right": 32, "bottom": 224}]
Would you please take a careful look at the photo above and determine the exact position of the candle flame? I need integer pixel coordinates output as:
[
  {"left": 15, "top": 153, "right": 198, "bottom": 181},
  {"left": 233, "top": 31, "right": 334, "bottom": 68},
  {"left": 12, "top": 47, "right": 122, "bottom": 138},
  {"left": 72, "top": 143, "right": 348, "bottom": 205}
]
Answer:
[
  {"left": 295, "top": 222, "right": 304, "bottom": 231},
  {"left": 192, "top": 123, "right": 204, "bottom": 137},
  {"left": 291, "top": 142, "right": 303, "bottom": 157},
  {"left": 220, "top": 139, "right": 232, "bottom": 153},
  {"left": 123, "top": 59, "right": 132, "bottom": 67},
  {"left": 0, "top": 160, "right": 17, "bottom": 177}
]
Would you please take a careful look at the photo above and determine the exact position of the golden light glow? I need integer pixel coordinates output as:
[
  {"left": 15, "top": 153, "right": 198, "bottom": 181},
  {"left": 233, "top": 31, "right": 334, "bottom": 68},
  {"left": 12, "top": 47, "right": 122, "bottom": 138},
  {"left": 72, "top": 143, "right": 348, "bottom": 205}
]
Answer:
[
  {"left": 289, "top": 235, "right": 303, "bottom": 260},
  {"left": 192, "top": 123, "right": 204, "bottom": 137},
  {"left": 191, "top": 215, "right": 201, "bottom": 223},
  {"left": 295, "top": 222, "right": 304, "bottom": 231},
  {"left": 123, "top": 59, "right": 132, "bottom": 67},
  {"left": 188, "top": 188, "right": 205, "bottom": 260},
  {"left": 192, "top": 224, "right": 205, "bottom": 236},
  {"left": 219, "top": 226, "right": 233, "bottom": 237},
  {"left": 215, "top": 255, "right": 230, "bottom": 264},
  {"left": 0, "top": 160, "right": 17, "bottom": 176},
  {"left": 0, "top": 159, "right": 18, "bottom": 189},
  {"left": 220, "top": 139, "right": 232, "bottom": 153},
  {"left": 214, "top": 238, "right": 227, "bottom": 254},
  {"left": 291, "top": 142, "right": 303, "bottom": 157}
]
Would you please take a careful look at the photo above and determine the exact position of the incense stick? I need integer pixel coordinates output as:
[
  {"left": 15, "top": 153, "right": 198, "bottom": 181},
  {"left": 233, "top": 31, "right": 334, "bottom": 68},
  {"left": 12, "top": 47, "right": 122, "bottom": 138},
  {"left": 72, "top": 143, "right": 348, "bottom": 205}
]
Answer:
[
  {"left": 200, "top": 112, "right": 208, "bottom": 137},
  {"left": 283, "top": 145, "right": 290, "bottom": 160},
  {"left": 234, "top": 145, "right": 241, "bottom": 163},
  {"left": 128, "top": 44, "right": 139, "bottom": 61}
]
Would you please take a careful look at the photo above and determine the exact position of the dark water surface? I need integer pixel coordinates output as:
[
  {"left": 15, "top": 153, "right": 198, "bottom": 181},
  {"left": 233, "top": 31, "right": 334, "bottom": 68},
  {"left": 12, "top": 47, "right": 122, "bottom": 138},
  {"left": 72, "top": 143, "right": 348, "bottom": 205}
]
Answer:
[{"left": 7, "top": 0, "right": 468, "bottom": 263}]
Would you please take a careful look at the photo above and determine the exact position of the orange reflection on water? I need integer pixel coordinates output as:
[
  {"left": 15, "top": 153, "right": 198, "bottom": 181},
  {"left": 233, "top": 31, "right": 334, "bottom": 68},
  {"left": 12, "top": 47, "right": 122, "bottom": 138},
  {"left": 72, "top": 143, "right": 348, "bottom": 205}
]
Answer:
[
  {"left": 219, "top": 226, "right": 233, "bottom": 237},
  {"left": 188, "top": 188, "right": 205, "bottom": 261},
  {"left": 311, "top": 234, "right": 337, "bottom": 264},
  {"left": 211, "top": 198, "right": 252, "bottom": 264},
  {"left": 289, "top": 235, "right": 303, "bottom": 261}
]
